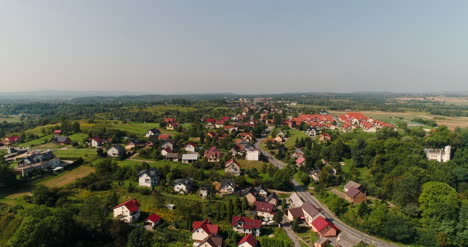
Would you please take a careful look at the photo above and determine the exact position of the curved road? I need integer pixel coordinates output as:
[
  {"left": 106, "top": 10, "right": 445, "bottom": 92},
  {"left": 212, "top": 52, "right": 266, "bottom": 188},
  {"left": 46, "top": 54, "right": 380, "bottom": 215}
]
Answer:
[{"left": 255, "top": 139, "right": 399, "bottom": 247}]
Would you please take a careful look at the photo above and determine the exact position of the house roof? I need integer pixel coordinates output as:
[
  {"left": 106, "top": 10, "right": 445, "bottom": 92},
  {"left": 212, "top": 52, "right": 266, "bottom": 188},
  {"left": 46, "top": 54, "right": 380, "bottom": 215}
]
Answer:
[
  {"left": 301, "top": 201, "right": 321, "bottom": 218},
  {"left": 113, "top": 199, "right": 140, "bottom": 213},
  {"left": 344, "top": 181, "right": 361, "bottom": 190},
  {"left": 52, "top": 136, "right": 70, "bottom": 143},
  {"left": 312, "top": 216, "right": 339, "bottom": 232},
  {"left": 192, "top": 220, "right": 219, "bottom": 235},
  {"left": 148, "top": 128, "right": 161, "bottom": 134},
  {"left": 231, "top": 216, "right": 262, "bottom": 229},
  {"left": 221, "top": 178, "right": 236, "bottom": 189},
  {"left": 184, "top": 142, "right": 196, "bottom": 148},
  {"left": 289, "top": 192, "right": 303, "bottom": 207},
  {"left": 182, "top": 153, "right": 199, "bottom": 160},
  {"left": 109, "top": 145, "right": 125, "bottom": 153},
  {"left": 91, "top": 137, "right": 104, "bottom": 142},
  {"left": 158, "top": 134, "right": 171, "bottom": 140},
  {"left": 199, "top": 234, "right": 223, "bottom": 247},
  {"left": 138, "top": 168, "right": 159, "bottom": 178},
  {"left": 345, "top": 187, "right": 362, "bottom": 199},
  {"left": 225, "top": 159, "right": 240, "bottom": 168},
  {"left": 295, "top": 156, "right": 305, "bottom": 165},
  {"left": 287, "top": 207, "right": 304, "bottom": 219},
  {"left": 239, "top": 234, "right": 257, "bottom": 247},
  {"left": 254, "top": 201, "right": 274, "bottom": 213},
  {"left": 5, "top": 136, "right": 20, "bottom": 142},
  {"left": 146, "top": 213, "right": 161, "bottom": 223},
  {"left": 166, "top": 153, "right": 179, "bottom": 159},
  {"left": 174, "top": 177, "right": 193, "bottom": 186},
  {"left": 54, "top": 130, "right": 62, "bottom": 134}
]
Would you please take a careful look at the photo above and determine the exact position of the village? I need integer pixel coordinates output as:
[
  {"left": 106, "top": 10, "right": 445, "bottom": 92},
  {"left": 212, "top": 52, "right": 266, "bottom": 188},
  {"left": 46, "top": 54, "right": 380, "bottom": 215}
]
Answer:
[{"left": 1, "top": 96, "right": 459, "bottom": 247}]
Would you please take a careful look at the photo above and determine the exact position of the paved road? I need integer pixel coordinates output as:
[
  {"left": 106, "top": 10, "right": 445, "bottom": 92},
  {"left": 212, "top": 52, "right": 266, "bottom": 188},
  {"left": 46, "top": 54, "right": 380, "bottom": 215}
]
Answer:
[{"left": 255, "top": 139, "right": 399, "bottom": 247}]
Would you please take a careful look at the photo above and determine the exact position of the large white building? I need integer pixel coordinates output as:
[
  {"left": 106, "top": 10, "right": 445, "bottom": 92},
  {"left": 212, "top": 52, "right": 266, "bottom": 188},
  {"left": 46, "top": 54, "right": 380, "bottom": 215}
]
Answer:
[{"left": 424, "top": 145, "right": 451, "bottom": 162}]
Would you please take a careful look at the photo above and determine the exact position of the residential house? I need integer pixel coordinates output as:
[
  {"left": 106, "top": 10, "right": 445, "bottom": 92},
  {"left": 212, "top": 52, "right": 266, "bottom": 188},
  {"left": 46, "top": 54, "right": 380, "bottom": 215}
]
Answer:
[
  {"left": 174, "top": 178, "right": 194, "bottom": 194},
  {"left": 198, "top": 235, "right": 223, "bottom": 247},
  {"left": 207, "top": 132, "right": 217, "bottom": 139},
  {"left": 225, "top": 159, "right": 241, "bottom": 176},
  {"left": 158, "top": 134, "right": 172, "bottom": 141},
  {"left": 166, "top": 122, "right": 179, "bottom": 130},
  {"left": 113, "top": 199, "right": 141, "bottom": 223},
  {"left": 292, "top": 148, "right": 304, "bottom": 159},
  {"left": 266, "top": 193, "right": 279, "bottom": 207},
  {"left": 246, "top": 148, "right": 260, "bottom": 161},
  {"left": 288, "top": 192, "right": 303, "bottom": 208},
  {"left": 286, "top": 201, "right": 325, "bottom": 226},
  {"left": 204, "top": 146, "right": 221, "bottom": 162},
  {"left": 424, "top": 145, "right": 451, "bottom": 162},
  {"left": 53, "top": 130, "right": 62, "bottom": 135},
  {"left": 165, "top": 153, "right": 180, "bottom": 162},
  {"left": 90, "top": 137, "right": 105, "bottom": 148},
  {"left": 295, "top": 156, "right": 306, "bottom": 166},
  {"left": 126, "top": 139, "right": 145, "bottom": 151},
  {"left": 205, "top": 122, "right": 215, "bottom": 129},
  {"left": 107, "top": 145, "right": 125, "bottom": 158},
  {"left": 345, "top": 187, "right": 367, "bottom": 204},
  {"left": 51, "top": 136, "right": 71, "bottom": 145},
  {"left": 138, "top": 168, "right": 160, "bottom": 187},
  {"left": 215, "top": 120, "right": 225, "bottom": 128},
  {"left": 192, "top": 220, "right": 220, "bottom": 245},
  {"left": 238, "top": 234, "right": 257, "bottom": 247},
  {"left": 254, "top": 201, "right": 275, "bottom": 221},
  {"left": 3, "top": 136, "right": 20, "bottom": 145},
  {"left": 311, "top": 216, "right": 339, "bottom": 237},
  {"left": 319, "top": 133, "right": 332, "bottom": 142},
  {"left": 220, "top": 178, "right": 236, "bottom": 194},
  {"left": 199, "top": 186, "right": 210, "bottom": 198},
  {"left": 184, "top": 142, "right": 197, "bottom": 153},
  {"left": 161, "top": 147, "right": 172, "bottom": 157},
  {"left": 161, "top": 140, "right": 175, "bottom": 150},
  {"left": 164, "top": 118, "right": 177, "bottom": 123},
  {"left": 145, "top": 128, "right": 161, "bottom": 138},
  {"left": 344, "top": 181, "right": 362, "bottom": 193},
  {"left": 314, "top": 238, "right": 331, "bottom": 247},
  {"left": 224, "top": 125, "right": 238, "bottom": 134},
  {"left": 238, "top": 133, "right": 254, "bottom": 142},
  {"left": 231, "top": 216, "right": 262, "bottom": 236},
  {"left": 15, "top": 151, "right": 61, "bottom": 176},
  {"left": 145, "top": 213, "right": 161, "bottom": 228},
  {"left": 182, "top": 153, "right": 199, "bottom": 164}
]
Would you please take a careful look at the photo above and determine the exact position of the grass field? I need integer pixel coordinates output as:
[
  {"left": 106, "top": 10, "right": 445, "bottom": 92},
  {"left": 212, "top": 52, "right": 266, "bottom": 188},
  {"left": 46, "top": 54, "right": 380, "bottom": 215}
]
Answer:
[
  {"left": 53, "top": 149, "right": 98, "bottom": 161},
  {"left": 40, "top": 166, "right": 95, "bottom": 188},
  {"left": 329, "top": 110, "right": 468, "bottom": 130},
  {"left": 236, "top": 160, "right": 268, "bottom": 169},
  {"left": 0, "top": 115, "right": 21, "bottom": 123},
  {"left": 285, "top": 129, "right": 310, "bottom": 148},
  {"left": 18, "top": 135, "right": 52, "bottom": 147}
]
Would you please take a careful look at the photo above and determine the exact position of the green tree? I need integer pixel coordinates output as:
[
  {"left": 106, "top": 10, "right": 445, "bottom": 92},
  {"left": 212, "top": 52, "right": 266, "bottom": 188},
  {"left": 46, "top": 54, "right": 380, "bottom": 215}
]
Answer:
[
  {"left": 419, "top": 182, "right": 460, "bottom": 225},
  {"left": 127, "top": 227, "right": 154, "bottom": 247}
]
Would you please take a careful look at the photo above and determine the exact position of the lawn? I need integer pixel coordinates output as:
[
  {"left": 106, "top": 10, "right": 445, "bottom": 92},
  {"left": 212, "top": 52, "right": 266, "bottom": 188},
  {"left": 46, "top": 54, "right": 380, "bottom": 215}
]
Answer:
[
  {"left": 53, "top": 149, "right": 98, "bottom": 161},
  {"left": 18, "top": 135, "right": 53, "bottom": 147},
  {"left": 236, "top": 160, "right": 268, "bottom": 169},
  {"left": 69, "top": 133, "right": 89, "bottom": 142},
  {"left": 285, "top": 129, "right": 310, "bottom": 149},
  {"left": 39, "top": 166, "right": 95, "bottom": 188},
  {"left": 0, "top": 115, "right": 21, "bottom": 123}
]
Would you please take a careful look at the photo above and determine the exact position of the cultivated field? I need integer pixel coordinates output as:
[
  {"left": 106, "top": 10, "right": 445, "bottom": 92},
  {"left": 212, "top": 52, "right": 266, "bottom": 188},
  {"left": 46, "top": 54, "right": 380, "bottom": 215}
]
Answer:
[
  {"left": 40, "top": 166, "right": 95, "bottom": 188},
  {"left": 394, "top": 96, "right": 468, "bottom": 106}
]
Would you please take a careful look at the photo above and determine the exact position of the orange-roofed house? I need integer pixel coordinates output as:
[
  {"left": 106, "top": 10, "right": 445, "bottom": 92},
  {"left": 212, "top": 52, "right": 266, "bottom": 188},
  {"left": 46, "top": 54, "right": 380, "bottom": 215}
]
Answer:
[{"left": 311, "top": 216, "right": 339, "bottom": 237}]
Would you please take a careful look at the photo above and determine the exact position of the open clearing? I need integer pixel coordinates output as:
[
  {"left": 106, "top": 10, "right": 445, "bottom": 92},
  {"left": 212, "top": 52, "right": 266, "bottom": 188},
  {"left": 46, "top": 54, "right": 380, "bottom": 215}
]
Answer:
[
  {"left": 394, "top": 96, "right": 468, "bottom": 106},
  {"left": 329, "top": 110, "right": 468, "bottom": 130},
  {"left": 40, "top": 166, "right": 95, "bottom": 188}
]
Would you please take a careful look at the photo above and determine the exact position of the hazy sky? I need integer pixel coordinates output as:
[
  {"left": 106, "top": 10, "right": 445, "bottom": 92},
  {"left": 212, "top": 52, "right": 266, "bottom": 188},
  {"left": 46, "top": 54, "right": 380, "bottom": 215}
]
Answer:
[{"left": 1, "top": 1, "right": 468, "bottom": 94}]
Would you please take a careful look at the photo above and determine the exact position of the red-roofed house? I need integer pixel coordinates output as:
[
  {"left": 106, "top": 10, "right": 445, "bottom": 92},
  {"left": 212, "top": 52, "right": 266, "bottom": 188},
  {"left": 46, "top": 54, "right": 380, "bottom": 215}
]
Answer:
[
  {"left": 166, "top": 122, "right": 179, "bottom": 130},
  {"left": 254, "top": 201, "right": 275, "bottom": 221},
  {"left": 54, "top": 130, "right": 62, "bottom": 135},
  {"left": 164, "top": 118, "right": 176, "bottom": 123},
  {"left": 184, "top": 142, "right": 197, "bottom": 153},
  {"left": 345, "top": 187, "right": 367, "bottom": 204},
  {"left": 192, "top": 220, "right": 220, "bottom": 244},
  {"left": 90, "top": 137, "right": 105, "bottom": 147},
  {"left": 215, "top": 120, "right": 226, "bottom": 128},
  {"left": 221, "top": 116, "right": 230, "bottom": 121},
  {"left": 238, "top": 234, "right": 257, "bottom": 247},
  {"left": 295, "top": 156, "right": 306, "bottom": 166},
  {"left": 3, "top": 136, "right": 20, "bottom": 145},
  {"left": 158, "top": 134, "right": 172, "bottom": 141},
  {"left": 319, "top": 133, "right": 332, "bottom": 142},
  {"left": 312, "top": 216, "right": 339, "bottom": 237},
  {"left": 225, "top": 159, "right": 241, "bottom": 176},
  {"left": 145, "top": 213, "right": 161, "bottom": 227},
  {"left": 231, "top": 216, "right": 262, "bottom": 236},
  {"left": 204, "top": 146, "right": 221, "bottom": 163},
  {"left": 113, "top": 199, "right": 141, "bottom": 223}
]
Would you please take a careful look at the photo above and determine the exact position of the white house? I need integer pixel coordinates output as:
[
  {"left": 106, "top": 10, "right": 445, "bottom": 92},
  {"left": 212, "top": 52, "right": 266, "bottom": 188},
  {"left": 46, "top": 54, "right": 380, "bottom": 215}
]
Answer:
[
  {"left": 145, "top": 128, "right": 161, "bottom": 138},
  {"left": 161, "top": 140, "right": 175, "bottom": 150},
  {"left": 246, "top": 148, "right": 260, "bottom": 161},
  {"left": 174, "top": 178, "right": 194, "bottom": 194},
  {"left": 225, "top": 159, "right": 241, "bottom": 176},
  {"left": 113, "top": 199, "right": 141, "bottom": 223},
  {"left": 107, "top": 145, "right": 125, "bottom": 158},
  {"left": 424, "top": 145, "right": 451, "bottom": 162},
  {"left": 220, "top": 178, "right": 236, "bottom": 194},
  {"left": 145, "top": 213, "right": 161, "bottom": 228},
  {"left": 138, "top": 168, "right": 160, "bottom": 187},
  {"left": 184, "top": 143, "right": 197, "bottom": 153},
  {"left": 192, "top": 220, "right": 219, "bottom": 244},
  {"left": 231, "top": 216, "right": 262, "bottom": 236},
  {"left": 90, "top": 137, "right": 105, "bottom": 147}
]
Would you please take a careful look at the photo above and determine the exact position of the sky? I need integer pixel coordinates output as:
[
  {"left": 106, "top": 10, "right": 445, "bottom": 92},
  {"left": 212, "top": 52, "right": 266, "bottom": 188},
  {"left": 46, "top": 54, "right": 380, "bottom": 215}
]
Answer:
[{"left": 1, "top": 0, "right": 468, "bottom": 94}]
